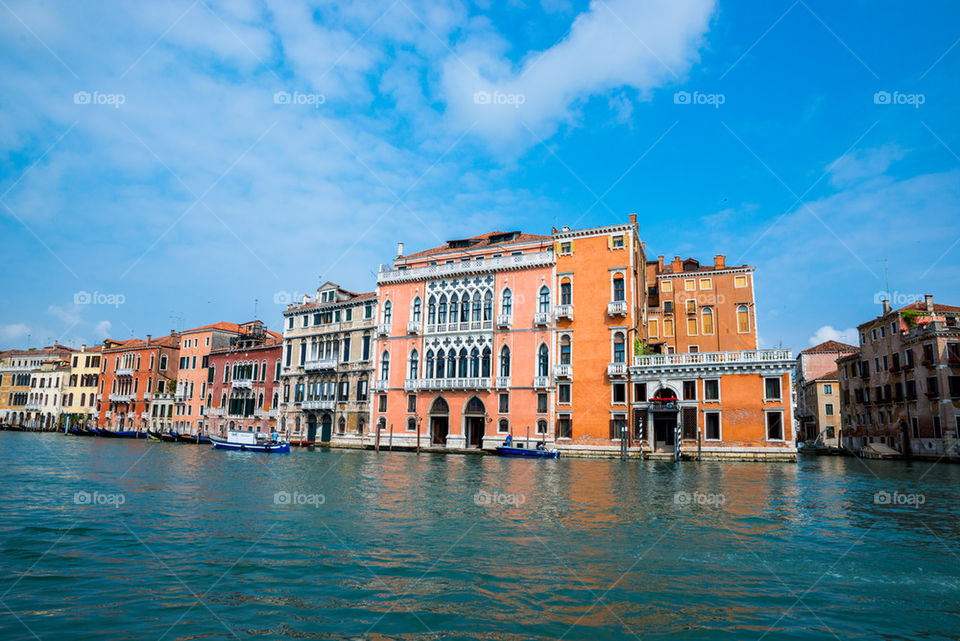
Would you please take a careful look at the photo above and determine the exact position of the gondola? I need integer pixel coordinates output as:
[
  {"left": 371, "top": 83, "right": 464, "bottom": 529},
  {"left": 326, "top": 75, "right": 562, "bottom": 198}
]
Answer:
[
  {"left": 66, "top": 426, "right": 97, "bottom": 436},
  {"left": 210, "top": 432, "right": 290, "bottom": 454},
  {"left": 159, "top": 431, "right": 180, "bottom": 443},
  {"left": 176, "top": 433, "right": 211, "bottom": 444}
]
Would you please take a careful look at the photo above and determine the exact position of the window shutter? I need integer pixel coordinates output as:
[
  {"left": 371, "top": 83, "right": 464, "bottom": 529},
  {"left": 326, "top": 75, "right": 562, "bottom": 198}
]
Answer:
[
  {"left": 607, "top": 235, "right": 613, "bottom": 249},
  {"left": 570, "top": 239, "right": 574, "bottom": 253},
  {"left": 555, "top": 242, "right": 561, "bottom": 254}
]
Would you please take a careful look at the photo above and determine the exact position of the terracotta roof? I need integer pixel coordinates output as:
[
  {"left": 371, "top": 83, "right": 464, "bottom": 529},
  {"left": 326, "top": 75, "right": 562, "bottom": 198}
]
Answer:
[
  {"left": 800, "top": 340, "right": 858, "bottom": 355},
  {"left": 3, "top": 344, "right": 75, "bottom": 356},
  {"left": 401, "top": 231, "right": 553, "bottom": 259},
  {"left": 656, "top": 259, "right": 753, "bottom": 274},
  {"left": 182, "top": 321, "right": 243, "bottom": 334},
  {"left": 813, "top": 369, "right": 839, "bottom": 382},
  {"left": 287, "top": 291, "right": 377, "bottom": 313},
  {"left": 102, "top": 334, "right": 181, "bottom": 352},
  {"left": 896, "top": 302, "right": 960, "bottom": 314}
]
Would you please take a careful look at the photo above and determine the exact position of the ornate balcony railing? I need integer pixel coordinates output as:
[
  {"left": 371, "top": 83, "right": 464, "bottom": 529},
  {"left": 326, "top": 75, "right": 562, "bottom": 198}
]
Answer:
[
  {"left": 116, "top": 367, "right": 134, "bottom": 377},
  {"left": 554, "top": 305, "right": 573, "bottom": 321},
  {"left": 407, "top": 321, "right": 421, "bottom": 334},
  {"left": 24, "top": 402, "right": 42, "bottom": 411},
  {"left": 632, "top": 349, "right": 793, "bottom": 368},
  {"left": 533, "top": 376, "right": 550, "bottom": 389},
  {"left": 302, "top": 400, "right": 335, "bottom": 411},
  {"left": 304, "top": 358, "right": 338, "bottom": 371},
  {"left": 607, "top": 362, "right": 628, "bottom": 377},
  {"left": 495, "top": 376, "right": 511, "bottom": 389},
  {"left": 534, "top": 311, "right": 550, "bottom": 327},
  {"left": 607, "top": 300, "right": 628, "bottom": 317},
  {"left": 373, "top": 379, "right": 388, "bottom": 391},
  {"left": 376, "top": 323, "right": 391, "bottom": 336},
  {"left": 232, "top": 378, "right": 253, "bottom": 390},
  {"left": 404, "top": 378, "right": 491, "bottom": 391},
  {"left": 378, "top": 250, "right": 555, "bottom": 284},
  {"left": 554, "top": 364, "right": 572, "bottom": 379},
  {"left": 109, "top": 393, "right": 134, "bottom": 402},
  {"left": 496, "top": 313, "right": 512, "bottom": 329}
]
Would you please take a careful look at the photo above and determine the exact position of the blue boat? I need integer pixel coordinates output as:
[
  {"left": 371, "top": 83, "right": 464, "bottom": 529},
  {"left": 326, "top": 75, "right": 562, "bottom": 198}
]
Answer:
[
  {"left": 494, "top": 436, "right": 560, "bottom": 458},
  {"left": 210, "top": 431, "right": 290, "bottom": 454},
  {"left": 66, "top": 426, "right": 97, "bottom": 436}
]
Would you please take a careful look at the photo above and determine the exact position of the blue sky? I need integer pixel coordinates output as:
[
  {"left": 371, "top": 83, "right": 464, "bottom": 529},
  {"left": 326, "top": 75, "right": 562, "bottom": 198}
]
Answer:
[{"left": 1, "top": 0, "right": 958, "bottom": 353}]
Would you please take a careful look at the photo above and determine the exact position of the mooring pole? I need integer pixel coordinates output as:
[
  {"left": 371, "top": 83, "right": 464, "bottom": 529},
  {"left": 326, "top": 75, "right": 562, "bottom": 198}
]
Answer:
[
  {"left": 388, "top": 423, "right": 393, "bottom": 451},
  {"left": 416, "top": 417, "right": 421, "bottom": 455},
  {"left": 697, "top": 428, "right": 702, "bottom": 461},
  {"left": 375, "top": 422, "right": 381, "bottom": 452}
]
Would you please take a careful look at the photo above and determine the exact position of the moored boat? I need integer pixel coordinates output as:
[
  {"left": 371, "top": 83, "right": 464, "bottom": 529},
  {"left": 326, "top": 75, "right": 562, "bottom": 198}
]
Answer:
[
  {"left": 176, "top": 433, "right": 211, "bottom": 444},
  {"left": 494, "top": 436, "right": 560, "bottom": 459},
  {"left": 210, "top": 431, "right": 290, "bottom": 454},
  {"left": 67, "top": 426, "right": 97, "bottom": 436}
]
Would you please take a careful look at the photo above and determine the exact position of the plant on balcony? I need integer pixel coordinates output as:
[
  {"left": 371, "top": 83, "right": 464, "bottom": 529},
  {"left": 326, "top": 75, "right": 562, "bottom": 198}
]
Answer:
[
  {"left": 924, "top": 390, "right": 939, "bottom": 398},
  {"left": 634, "top": 339, "right": 655, "bottom": 356},
  {"left": 901, "top": 310, "right": 929, "bottom": 328},
  {"left": 921, "top": 359, "right": 934, "bottom": 367},
  {"left": 888, "top": 366, "right": 899, "bottom": 373},
  {"left": 166, "top": 379, "right": 177, "bottom": 393}
]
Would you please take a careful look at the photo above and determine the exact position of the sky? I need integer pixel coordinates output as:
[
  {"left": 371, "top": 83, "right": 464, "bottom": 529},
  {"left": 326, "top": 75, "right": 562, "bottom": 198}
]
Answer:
[{"left": 0, "top": 0, "right": 958, "bottom": 354}]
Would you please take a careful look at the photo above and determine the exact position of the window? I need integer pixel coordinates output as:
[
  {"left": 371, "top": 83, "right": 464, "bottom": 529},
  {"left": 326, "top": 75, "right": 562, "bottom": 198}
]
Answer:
[
  {"left": 558, "top": 383, "right": 571, "bottom": 404},
  {"left": 824, "top": 384, "right": 833, "bottom": 394},
  {"left": 735, "top": 275, "right": 748, "bottom": 288},
  {"left": 558, "top": 415, "right": 572, "bottom": 438},
  {"left": 560, "top": 336, "right": 571, "bottom": 364},
  {"left": 365, "top": 304, "right": 373, "bottom": 319},
  {"left": 537, "top": 393, "right": 547, "bottom": 413},
  {"left": 538, "top": 286, "right": 551, "bottom": 313},
  {"left": 501, "top": 289, "right": 512, "bottom": 317},
  {"left": 704, "top": 379, "right": 720, "bottom": 401},
  {"left": 663, "top": 318, "right": 674, "bottom": 337},
  {"left": 684, "top": 279, "right": 695, "bottom": 291},
  {"left": 687, "top": 317, "right": 698, "bottom": 336},
  {"left": 764, "top": 377, "right": 782, "bottom": 400},
  {"left": 611, "top": 235, "right": 624, "bottom": 248},
  {"left": 560, "top": 280, "right": 572, "bottom": 305},
  {"left": 499, "top": 346, "right": 511, "bottom": 377},
  {"left": 934, "top": 416, "right": 942, "bottom": 439},
  {"left": 560, "top": 241, "right": 572, "bottom": 254},
  {"left": 612, "top": 383, "right": 626, "bottom": 404},
  {"left": 362, "top": 335, "right": 371, "bottom": 361},
  {"left": 613, "top": 333, "right": 625, "bottom": 363},
  {"left": 382, "top": 300, "right": 392, "bottom": 325},
  {"left": 683, "top": 380, "right": 697, "bottom": 400},
  {"left": 538, "top": 345, "right": 549, "bottom": 377},
  {"left": 701, "top": 308, "right": 714, "bottom": 335},
  {"left": 737, "top": 305, "right": 750, "bottom": 333},
  {"left": 536, "top": 419, "right": 547, "bottom": 434},
  {"left": 357, "top": 378, "right": 368, "bottom": 401},
  {"left": 407, "top": 394, "right": 417, "bottom": 412},
  {"left": 499, "top": 393, "right": 509, "bottom": 413},
  {"left": 705, "top": 412, "right": 721, "bottom": 440},
  {"left": 825, "top": 404, "right": 834, "bottom": 416},
  {"left": 613, "top": 276, "right": 625, "bottom": 302},
  {"left": 377, "top": 394, "right": 387, "bottom": 412},
  {"left": 699, "top": 278, "right": 712, "bottom": 290},
  {"left": 648, "top": 319, "right": 659, "bottom": 338},
  {"left": 498, "top": 418, "right": 509, "bottom": 433},
  {"left": 409, "top": 349, "right": 419, "bottom": 379},
  {"left": 949, "top": 376, "right": 960, "bottom": 398},
  {"left": 686, "top": 299, "right": 696, "bottom": 314},
  {"left": 661, "top": 280, "right": 672, "bottom": 293},
  {"left": 766, "top": 411, "right": 784, "bottom": 440},
  {"left": 412, "top": 297, "right": 422, "bottom": 322}
]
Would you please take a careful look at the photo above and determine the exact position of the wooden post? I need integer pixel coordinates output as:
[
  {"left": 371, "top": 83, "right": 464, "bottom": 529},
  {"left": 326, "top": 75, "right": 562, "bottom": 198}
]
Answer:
[
  {"left": 375, "top": 421, "right": 381, "bottom": 452},
  {"left": 526, "top": 425, "right": 530, "bottom": 448},
  {"left": 697, "top": 429, "right": 702, "bottom": 461},
  {"left": 416, "top": 416, "right": 421, "bottom": 454},
  {"left": 388, "top": 423, "right": 393, "bottom": 451}
]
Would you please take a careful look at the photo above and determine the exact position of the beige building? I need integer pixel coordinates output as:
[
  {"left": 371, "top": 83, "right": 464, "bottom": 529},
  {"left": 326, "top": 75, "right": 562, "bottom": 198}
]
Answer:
[
  {"left": 796, "top": 340, "right": 857, "bottom": 446},
  {"left": 280, "top": 282, "right": 377, "bottom": 445},
  {"left": 0, "top": 345, "right": 75, "bottom": 428},
  {"left": 60, "top": 345, "right": 104, "bottom": 429}
]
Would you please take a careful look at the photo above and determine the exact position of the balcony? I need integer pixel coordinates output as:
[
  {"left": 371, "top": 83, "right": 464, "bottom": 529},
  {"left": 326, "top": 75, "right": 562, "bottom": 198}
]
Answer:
[
  {"left": 901, "top": 362, "right": 915, "bottom": 371},
  {"left": 407, "top": 321, "right": 421, "bottom": 334},
  {"left": 24, "top": 402, "right": 42, "bottom": 411},
  {"left": 404, "top": 379, "right": 419, "bottom": 392},
  {"left": 554, "top": 364, "right": 572, "bottom": 379},
  {"left": 116, "top": 367, "right": 134, "bottom": 377},
  {"left": 304, "top": 358, "right": 338, "bottom": 372},
  {"left": 232, "top": 378, "right": 253, "bottom": 390},
  {"left": 648, "top": 397, "right": 680, "bottom": 412},
  {"left": 406, "top": 378, "right": 491, "bottom": 391},
  {"left": 376, "top": 323, "right": 391, "bottom": 336},
  {"left": 607, "top": 300, "right": 628, "bottom": 317},
  {"left": 373, "top": 379, "right": 389, "bottom": 391},
  {"left": 554, "top": 305, "right": 574, "bottom": 321},
  {"left": 302, "top": 399, "right": 335, "bottom": 411},
  {"left": 496, "top": 313, "right": 512, "bottom": 329},
  {"left": 632, "top": 349, "right": 793, "bottom": 369},
  {"left": 533, "top": 376, "right": 550, "bottom": 389},
  {"left": 268, "top": 408, "right": 278, "bottom": 418},
  {"left": 607, "top": 362, "right": 628, "bottom": 377},
  {"left": 534, "top": 312, "right": 550, "bottom": 327},
  {"left": 925, "top": 390, "right": 940, "bottom": 399},
  {"left": 109, "top": 393, "right": 134, "bottom": 403},
  {"left": 496, "top": 376, "right": 511, "bottom": 389}
]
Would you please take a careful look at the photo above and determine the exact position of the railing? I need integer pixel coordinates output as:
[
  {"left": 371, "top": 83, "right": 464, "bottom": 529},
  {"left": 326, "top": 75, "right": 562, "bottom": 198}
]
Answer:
[
  {"left": 109, "top": 393, "right": 134, "bottom": 402},
  {"left": 555, "top": 305, "right": 573, "bottom": 321},
  {"left": 267, "top": 408, "right": 278, "bottom": 418},
  {"left": 232, "top": 378, "right": 253, "bottom": 389},
  {"left": 378, "top": 250, "right": 555, "bottom": 284},
  {"left": 632, "top": 349, "right": 793, "bottom": 368},
  {"left": 212, "top": 407, "right": 224, "bottom": 416},
  {"left": 0, "top": 365, "right": 33, "bottom": 372},
  {"left": 534, "top": 311, "right": 550, "bottom": 326},
  {"left": 404, "top": 378, "right": 491, "bottom": 391},
  {"left": 116, "top": 367, "right": 134, "bottom": 377},
  {"left": 302, "top": 400, "right": 335, "bottom": 411},
  {"left": 496, "top": 313, "right": 512, "bottom": 329},
  {"left": 404, "top": 379, "right": 419, "bottom": 392},
  {"left": 24, "top": 402, "right": 42, "bottom": 410},
  {"left": 304, "top": 358, "right": 338, "bottom": 371},
  {"left": 533, "top": 376, "right": 550, "bottom": 389},
  {"left": 554, "top": 364, "right": 572, "bottom": 379},
  {"left": 373, "top": 379, "right": 388, "bottom": 391},
  {"left": 607, "top": 300, "right": 628, "bottom": 317},
  {"left": 376, "top": 323, "right": 391, "bottom": 336},
  {"left": 607, "top": 362, "right": 628, "bottom": 377},
  {"left": 496, "top": 376, "right": 511, "bottom": 388},
  {"left": 425, "top": 320, "right": 494, "bottom": 334},
  {"left": 407, "top": 321, "right": 421, "bottom": 334}
]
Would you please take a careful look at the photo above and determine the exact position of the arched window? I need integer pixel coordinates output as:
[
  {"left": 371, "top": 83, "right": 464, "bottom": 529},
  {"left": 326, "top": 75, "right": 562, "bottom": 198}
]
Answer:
[
  {"left": 272, "top": 392, "right": 278, "bottom": 408},
  {"left": 357, "top": 416, "right": 365, "bottom": 434},
  {"left": 613, "top": 332, "right": 626, "bottom": 363},
  {"left": 560, "top": 335, "right": 571, "bottom": 365},
  {"left": 737, "top": 305, "right": 750, "bottom": 333},
  {"left": 382, "top": 300, "right": 392, "bottom": 325},
  {"left": 425, "top": 350, "right": 435, "bottom": 378},
  {"left": 538, "top": 344, "right": 549, "bottom": 377},
  {"left": 409, "top": 349, "right": 419, "bottom": 379},
  {"left": 458, "top": 348, "right": 469, "bottom": 378},
  {"left": 450, "top": 294, "right": 459, "bottom": 325},
  {"left": 447, "top": 351, "right": 457, "bottom": 379},
  {"left": 560, "top": 279, "right": 572, "bottom": 305},
  {"left": 258, "top": 393, "right": 264, "bottom": 408},
  {"left": 428, "top": 296, "right": 436, "bottom": 325},
  {"left": 380, "top": 351, "right": 390, "bottom": 380},
  {"left": 407, "top": 417, "right": 416, "bottom": 432},
  {"left": 436, "top": 349, "right": 445, "bottom": 378},
  {"left": 338, "top": 417, "right": 346, "bottom": 434},
  {"left": 438, "top": 295, "right": 447, "bottom": 324},
  {"left": 702, "top": 308, "right": 714, "bottom": 335},
  {"left": 481, "top": 347, "right": 491, "bottom": 377},
  {"left": 412, "top": 297, "right": 422, "bottom": 322},
  {"left": 470, "top": 347, "right": 480, "bottom": 378},
  {"left": 501, "top": 288, "right": 513, "bottom": 316},
  {"left": 538, "top": 286, "right": 551, "bottom": 313},
  {"left": 500, "top": 345, "right": 511, "bottom": 377},
  {"left": 471, "top": 294, "right": 481, "bottom": 322},
  {"left": 498, "top": 418, "right": 509, "bottom": 434},
  {"left": 536, "top": 419, "right": 547, "bottom": 434},
  {"left": 483, "top": 290, "right": 493, "bottom": 322}
]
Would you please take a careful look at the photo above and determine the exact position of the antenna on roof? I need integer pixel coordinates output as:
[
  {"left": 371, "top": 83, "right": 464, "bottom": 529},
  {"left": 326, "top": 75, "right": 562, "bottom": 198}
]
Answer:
[
  {"left": 879, "top": 259, "right": 890, "bottom": 302},
  {"left": 253, "top": 298, "right": 259, "bottom": 319}
]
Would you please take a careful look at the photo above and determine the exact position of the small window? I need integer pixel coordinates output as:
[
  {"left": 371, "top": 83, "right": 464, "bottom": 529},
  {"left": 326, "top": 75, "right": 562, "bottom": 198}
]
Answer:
[
  {"left": 735, "top": 275, "right": 748, "bottom": 288},
  {"left": 498, "top": 418, "right": 509, "bottom": 434},
  {"left": 499, "top": 393, "right": 509, "bottom": 413},
  {"left": 766, "top": 411, "right": 784, "bottom": 440},
  {"left": 536, "top": 419, "right": 547, "bottom": 434},
  {"left": 377, "top": 394, "right": 387, "bottom": 412},
  {"left": 661, "top": 280, "right": 673, "bottom": 293},
  {"left": 705, "top": 412, "right": 721, "bottom": 440},
  {"left": 611, "top": 235, "right": 624, "bottom": 248},
  {"left": 687, "top": 317, "right": 698, "bottom": 336},
  {"left": 825, "top": 403, "right": 834, "bottom": 416},
  {"left": 704, "top": 379, "right": 720, "bottom": 401},
  {"left": 558, "top": 384, "right": 571, "bottom": 404},
  {"left": 683, "top": 380, "right": 697, "bottom": 400},
  {"left": 685, "top": 299, "right": 696, "bottom": 314},
  {"left": 648, "top": 319, "right": 659, "bottom": 338},
  {"left": 699, "top": 278, "right": 712, "bottom": 290},
  {"left": 764, "top": 377, "right": 782, "bottom": 400},
  {"left": 612, "top": 383, "right": 626, "bottom": 404},
  {"left": 663, "top": 318, "right": 674, "bottom": 337},
  {"left": 824, "top": 384, "right": 833, "bottom": 394},
  {"left": 684, "top": 279, "right": 695, "bottom": 291},
  {"left": 737, "top": 305, "right": 750, "bottom": 333},
  {"left": 407, "top": 394, "right": 416, "bottom": 413},
  {"left": 560, "top": 242, "right": 572, "bottom": 254}
]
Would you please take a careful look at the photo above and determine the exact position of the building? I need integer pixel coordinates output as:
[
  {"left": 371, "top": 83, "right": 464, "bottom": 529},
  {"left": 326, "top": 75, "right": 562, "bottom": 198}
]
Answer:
[
  {"left": 838, "top": 295, "right": 960, "bottom": 459},
  {"left": 60, "top": 344, "right": 104, "bottom": 430},
  {"left": 280, "top": 283, "right": 377, "bottom": 444},
  {"left": 173, "top": 322, "right": 244, "bottom": 436},
  {"left": 98, "top": 333, "right": 181, "bottom": 431},
  {"left": 0, "top": 345, "right": 75, "bottom": 428},
  {"left": 26, "top": 358, "right": 70, "bottom": 430},
  {"left": 796, "top": 340, "right": 858, "bottom": 445},
  {"left": 207, "top": 320, "right": 282, "bottom": 436}
]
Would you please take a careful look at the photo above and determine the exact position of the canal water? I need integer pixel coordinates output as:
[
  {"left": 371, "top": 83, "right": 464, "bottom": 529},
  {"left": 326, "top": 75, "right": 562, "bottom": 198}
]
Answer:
[{"left": 0, "top": 432, "right": 958, "bottom": 640}]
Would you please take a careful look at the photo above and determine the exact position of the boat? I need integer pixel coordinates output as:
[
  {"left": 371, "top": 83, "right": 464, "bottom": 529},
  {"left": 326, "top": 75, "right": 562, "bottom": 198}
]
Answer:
[
  {"left": 210, "top": 431, "right": 290, "bottom": 454},
  {"left": 494, "top": 437, "right": 560, "bottom": 459},
  {"left": 176, "top": 433, "right": 211, "bottom": 444},
  {"left": 159, "top": 431, "right": 180, "bottom": 443},
  {"left": 67, "top": 426, "right": 97, "bottom": 436}
]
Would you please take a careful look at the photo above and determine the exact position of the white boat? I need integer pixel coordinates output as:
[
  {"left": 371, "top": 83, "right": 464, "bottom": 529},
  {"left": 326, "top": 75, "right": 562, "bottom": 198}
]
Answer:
[{"left": 209, "top": 430, "right": 290, "bottom": 453}]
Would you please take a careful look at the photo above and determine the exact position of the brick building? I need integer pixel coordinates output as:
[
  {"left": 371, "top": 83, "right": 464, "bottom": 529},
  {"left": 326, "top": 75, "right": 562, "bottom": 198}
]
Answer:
[
  {"left": 796, "top": 340, "right": 858, "bottom": 445},
  {"left": 98, "top": 333, "right": 181, "bottom": 431}
]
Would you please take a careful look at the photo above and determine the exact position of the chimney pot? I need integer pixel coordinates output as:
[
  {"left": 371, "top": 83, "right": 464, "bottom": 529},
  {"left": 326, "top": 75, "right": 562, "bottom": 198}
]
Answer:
[
  {"left": 396, "top": 241, "right": 405, "bottom": 257},
  {"left": 657, "top": 255, "right": 664, "bottom": 271},
  {"left": 629, "top": 213, "right": 637, "bottom": 224},
  {"left": 925, "top": 294, "right": 934, "bottom": 312},
  {"left": 714, "top": 254, "right": 726, "bottom": 268},
  {"left": 146, "top": 335, "right": 151, "bottom": 344},
  {"left": 882, "top": 299, "right": 891, "bottom": 315}
]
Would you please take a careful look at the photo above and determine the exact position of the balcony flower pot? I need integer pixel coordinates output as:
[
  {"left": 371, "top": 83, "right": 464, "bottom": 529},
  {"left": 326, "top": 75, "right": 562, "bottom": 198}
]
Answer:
[
  {"left": 924, "top": 391, "right": 939, "bottom": 398},
  {"left": 889, "top": 366, "right": 899, "bottom": 373},
  {"left": 921, "top": 359, "right": 934, "bottom": 367}
]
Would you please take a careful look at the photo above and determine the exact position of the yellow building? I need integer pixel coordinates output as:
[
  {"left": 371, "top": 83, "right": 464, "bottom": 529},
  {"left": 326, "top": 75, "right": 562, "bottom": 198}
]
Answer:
[
  {"left": 60, "top": 344, "right": 104, "bottom": 429},
  {"left": 0, "top": 345, "right": 74, "bottom": 427}
]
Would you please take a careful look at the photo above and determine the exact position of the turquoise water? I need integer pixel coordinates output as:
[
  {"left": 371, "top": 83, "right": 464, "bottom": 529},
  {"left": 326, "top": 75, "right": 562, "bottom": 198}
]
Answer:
[{"left": 1, "top": 433, "right": 958, "bottom": 640}]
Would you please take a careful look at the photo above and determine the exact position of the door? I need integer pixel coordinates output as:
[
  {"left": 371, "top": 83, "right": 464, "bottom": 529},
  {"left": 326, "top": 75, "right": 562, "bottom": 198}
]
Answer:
[
  {"left": 320, "top": 414, "right": 332, "bottom": 443},
  {"left": 431, "top": 416, "right": 448, "bottom": 445},
  {"left": 467, "top": 416, "right": 485, "bottom": 447},
  {"left": 654, "top": 414, "right": 676, "bottom": 452},
  {"left": 307, "top": 415, "right": 317, "bottom": 442}
]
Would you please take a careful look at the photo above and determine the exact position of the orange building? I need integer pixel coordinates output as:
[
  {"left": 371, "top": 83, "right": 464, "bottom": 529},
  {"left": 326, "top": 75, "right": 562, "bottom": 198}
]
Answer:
[
  {"left": 98, "top": 333, "right": 181, "bottom": 431},
  {"left": 173, "top": 321, "right": 244, "bottom": 436}
]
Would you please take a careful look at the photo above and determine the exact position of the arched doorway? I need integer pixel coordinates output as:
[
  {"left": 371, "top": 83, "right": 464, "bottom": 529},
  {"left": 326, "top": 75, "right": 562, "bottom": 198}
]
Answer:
[
  {"left": 429, "top": 397, "right": 449, "bottom": 445},
  {"left": 307, "top": 414, "right": 317, "bottom": 443},
  {"left": 464, "top": 396, "right": 486, "bottom": 448},
  {"left": 320, "top": 414, "right": 332, "bottom": 444},
  {"left": 650, "top": 387, "right": 678, "bottom": 453}
]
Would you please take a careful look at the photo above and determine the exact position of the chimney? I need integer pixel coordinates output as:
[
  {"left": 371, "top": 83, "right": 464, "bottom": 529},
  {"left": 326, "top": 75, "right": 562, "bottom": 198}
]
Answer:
[
  {"left": 629, "top": 213, "right": 637, "bottom": 224},
  {"left": 882, "top": 299, "right": 891, "bottom": 315},
  {"left": 396, "top": 241, "right": 405, "bottom": 257},
  {"left": 302, "top": 294, "right": 309, "bottom": 304},
  {"left": 672, "top": 256, "right": 682, "bottom": 272},
  {"left": 925, "top": 294, "right": 934, "bottom": 312},
  {"left": 81, "top": 344, "right": 86, "bottom": 351},
  {"left": 146, "top": 335, "right": 151, "bottom": 344},
  {"left": 714, "top": 254, "right": 726, "bottom": 268},
  {"left": 657, "top": 255, "right": 664, "bottom": 271}
]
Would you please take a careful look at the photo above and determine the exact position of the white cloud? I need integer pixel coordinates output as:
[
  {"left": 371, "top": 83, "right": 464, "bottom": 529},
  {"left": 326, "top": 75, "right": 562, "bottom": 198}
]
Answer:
[
  {"left": 808, "top": 326, "right": 858, "bottom": 346},
  {"left": 94, "top": 321, "right": 112, "bottom": 340},
  {"left": 47, "top": 304, "right": 81, "bottom": 326},
  {"left": 828, "top": 144, "right": 907, "bottom": 188},
  {"left": 0, "top": 323, "right": 31, "bottom": 341},
  {"left": 442, "top": 0, "right": 715, "bottom": 148}
]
